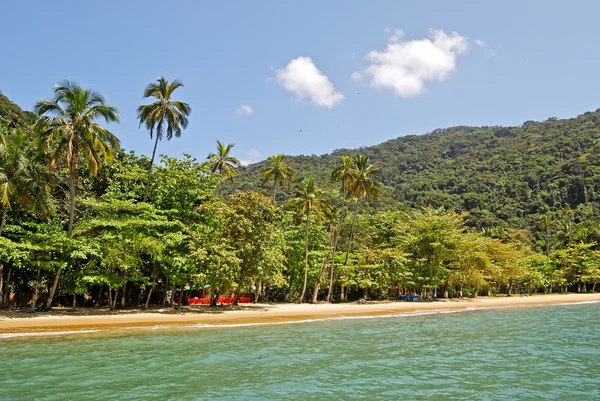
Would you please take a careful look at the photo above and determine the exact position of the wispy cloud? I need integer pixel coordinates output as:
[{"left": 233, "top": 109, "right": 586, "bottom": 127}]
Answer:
[
  {"left": 235, "top": 104, "right": 254, "bottom": 117},
  {"left": 475, "top": 38, "right": 497, "bottom": 58},
  {"left": 276, "top": 56, "right": 344, "bottom": 108},
  {"left": 353, "top": 29, "right": 468, "bottom": 97},
  {"left": 240, "top": 148, "right": 261, "bottom": 166}
]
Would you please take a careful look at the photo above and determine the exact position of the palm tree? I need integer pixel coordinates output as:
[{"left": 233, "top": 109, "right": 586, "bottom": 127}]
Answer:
[
  {"left": 34, "top": 81, "right": 119, "bottom": 235},
  {"left": 288, "top": 177, "right": 329, "bottom": 303},
  {"left": 326, "top": 155, "right": 354, "bottom": 301},
  {"left": 208, "top": 140, "right": 241, "bottom": 180},
  {"left": 0, "top": 129, "right": 50, "bottom": 235},
  {"left": 262, "top": 154, "right": 294, "bottom": 204},
  {"left": 331, "top": 155, "right": 353, "bottom": 200},
  {"left": 34, "top": 80, "right": 119, "bottom": 309},
  {"left": 341, "top": 155, "right": 381, "bottom": 300},
  {"left": 137, "top": 77, "right": 191, "bottom": 202}
]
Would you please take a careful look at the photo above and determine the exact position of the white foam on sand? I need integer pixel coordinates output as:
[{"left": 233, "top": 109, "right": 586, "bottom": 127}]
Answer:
[{"left": 0, "top": 329, "right": 100, "bottom": 339}]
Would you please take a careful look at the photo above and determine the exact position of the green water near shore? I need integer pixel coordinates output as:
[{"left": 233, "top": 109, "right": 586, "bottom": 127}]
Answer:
[{"left": 1, "top": 303, "right": 599, "bottom": 400}]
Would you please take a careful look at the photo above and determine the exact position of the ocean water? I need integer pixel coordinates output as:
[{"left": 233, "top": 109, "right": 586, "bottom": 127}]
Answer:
[{"left": 1, "top": 303, "right": 599, "bottom": 400}]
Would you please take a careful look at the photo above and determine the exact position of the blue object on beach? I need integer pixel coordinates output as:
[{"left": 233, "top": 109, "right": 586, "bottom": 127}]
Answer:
[{"left": 398, "top": 295, "right": 421, "bottom": 301}]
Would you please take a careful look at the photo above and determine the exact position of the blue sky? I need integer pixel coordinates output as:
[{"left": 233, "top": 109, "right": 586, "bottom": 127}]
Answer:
[{"left": 2, "top": 1, "right": 600, "bottom": 164}]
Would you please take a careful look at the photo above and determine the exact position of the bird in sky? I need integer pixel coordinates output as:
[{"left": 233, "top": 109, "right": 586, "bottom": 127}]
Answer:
[{"left": 299, "top": 129, "right": 302, "bottom": 132}]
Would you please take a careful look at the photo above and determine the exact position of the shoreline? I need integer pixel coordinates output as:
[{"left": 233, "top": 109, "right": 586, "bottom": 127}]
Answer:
[{"left": 1, "top": 293, "right": 599, "bottom": 338}]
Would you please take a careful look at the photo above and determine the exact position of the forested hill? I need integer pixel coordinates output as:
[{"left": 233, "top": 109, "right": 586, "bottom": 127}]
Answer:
[
  {"left": 0, "top": 91, "right": 36, "bottom": 129},
  {"left": 3, "top": 90, "right": 600, "bottom": 231},
  {"left": 228, "top": 111, "right": 600, "bottom": 229}
]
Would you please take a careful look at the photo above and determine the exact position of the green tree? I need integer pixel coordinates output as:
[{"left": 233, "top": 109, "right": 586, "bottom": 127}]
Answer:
[
  {"left": 341, "top": 155, "right": 380, "bottom": 299},
  {"left": 34, "top": 81, "right": 119, "bottom": 309},
  {"left": 137, "top": 77, "right": 191, "bottom": 202},
  {"left": 0, "top": 129, "right": 50, "bottom": 234},
  {"left": 34, "top": 80, "right": 120, "bottom": 236},
  {"left": 288, "top": 177, "right": 329, "bottom": 303},
  {"left": 208, "top": 140, "right": 241, "bottom": 180},
  {"left": 262, "top": 154, "right": 294, "bottom": 204}
]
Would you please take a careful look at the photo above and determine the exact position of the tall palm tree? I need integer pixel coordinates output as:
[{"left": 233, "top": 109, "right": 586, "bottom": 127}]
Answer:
[
  {"left": 137, "top": 77, "right": 191, "bottom": 202},
  {"left": 326, "top": 155, "right": 354, "bottom": 301},
  {"left": 208, "top": 140, "right": 241, "bottom": 180},
  {"left": 288, "top": 177, "right": 329, "bottom": 303},
  {"left": 331, "top": 155, "right": 353, "bottom": 200},
  {"left": 34, "top": 80, "right": 119, "bottom": 309},
  {"left": 34, "top": 81, "right": 119, "bottom": 235},
  {"left": 341, "top": 155, "right": 381, "bottom": 300},
  {"left": 262, "top": 154, "right": 294, "bottom": 204},
  {"left": 0, "top": 129, "right": 50, "bottom": 235}
]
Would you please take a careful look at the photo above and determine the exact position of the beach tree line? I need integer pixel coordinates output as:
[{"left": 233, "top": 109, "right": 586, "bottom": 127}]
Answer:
[{"left": 1, "top": 81, "right": 600, "bottom": 310}]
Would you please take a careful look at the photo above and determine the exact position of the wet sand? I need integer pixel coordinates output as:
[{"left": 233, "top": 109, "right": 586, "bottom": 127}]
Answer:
[{"left": 1, "top": 293, "right": 599, "bottom": 336}]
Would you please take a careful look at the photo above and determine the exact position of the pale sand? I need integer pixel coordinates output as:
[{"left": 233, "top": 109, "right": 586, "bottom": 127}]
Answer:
[{"left": 1, "top": 293, "right": 599, "bottom": 335}]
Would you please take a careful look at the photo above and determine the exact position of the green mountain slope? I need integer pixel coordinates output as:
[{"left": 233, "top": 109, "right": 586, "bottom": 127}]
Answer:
[
  {"left": 228, "top": 112, "right": 600, "bottom": 230},
  {"left": 0, "top": 91, "right": 36, "bottom": 129}
]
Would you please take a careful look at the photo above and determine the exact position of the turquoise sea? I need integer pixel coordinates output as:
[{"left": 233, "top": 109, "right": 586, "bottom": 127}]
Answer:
[{"left": 1, "top": 303, "right": 599, "bottom": 400}]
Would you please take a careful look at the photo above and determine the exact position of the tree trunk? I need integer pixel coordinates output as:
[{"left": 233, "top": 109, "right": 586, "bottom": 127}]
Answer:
[
  {"left": 326, "top": 225, "right": 342, "bottom": 303},
  {"left": 254, "top": 280, "right": 262, "bottom": 304},
  {"left": 0, "top": 262, "right": 3, "bottom": 307},
  {"left": 313, "top": 234, "right": 336, "bottom": 304},
  {"left": 340, "top": 284, "right": 346, "bottom": 301},
  {"left": 144, "top": 133, "right": 161, "bottom": 203},
  {"left": 272, "top": 178, "right": 278, "bottom": 205},
  {"left": 68, "top": 167, "right": 76, "bottom": 236},
  {"left": 31, "top": 264, "right": 42, "bottom": 312},
  {"left": 44, "top": 169, "right": 76, "bottom": 311},
  {"left": 169, "top": 285, "right": 175, "bottom": 307},
  {"left": 163, "top": 277, "right": 169, "bottom": 306},
  {"left": 145, "top": 270, "right": 158, "bottom": 310},
  {"left": 72, "top": 293, "right": 77, "bottom": 309},
  {"left": 120, "top": 283, "right": 126, "bottom": 307},
  {"left": 297, "top": 212, "right": 310, "bottom": 303},
  {"left": 45, "top": 265, "right": 63, "bottom": 310},
  {"left": 211, "top": 290, "right": 221, "bottom": 307},
  {"left": 343, "top": 201, "right": 359, "bottom": 267},
  {"left": 0, "top": 208, "right": 7, "bottom": 235},
  {"left": 178, "top": 285, "right": 185, "bottom": 307},
  {"left": 108, "top": 285, "right": 113, "bottom": 310},
  {"left": 111, "top": 288, "right": 118, "bottom": 311}
]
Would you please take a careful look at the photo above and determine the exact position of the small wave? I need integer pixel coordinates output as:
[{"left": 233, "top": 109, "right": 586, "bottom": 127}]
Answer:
[
  {"left": 182, "top": 309, "right": 470, "bottom": 330},
  {"left": 0, "top": 329, "right": 100, "bottom": 339},
  {"left": 562, "top": 300, "right": 600, "bottom": 305}
]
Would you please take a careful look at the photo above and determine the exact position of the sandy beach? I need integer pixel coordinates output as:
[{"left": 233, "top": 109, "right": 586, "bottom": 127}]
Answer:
[{"left": 1, "top": 293, "right": 599, "bottom": 336}]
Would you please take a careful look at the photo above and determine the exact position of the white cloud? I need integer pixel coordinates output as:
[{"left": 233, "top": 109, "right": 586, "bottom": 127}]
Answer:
[
  {"left": 235, "top": 104, "right": 254, "bottom": 117},
  {"left": 351, "top": 72, "right": 363, "bottom": 81},
  {"left": 355, "top": 29, "right": 468, "bottom": 97},
  {"left": 276, "top": 56, "right": 344, "bottom": 108},
  {"left": 245, "top": 148, "right": 260, "bottom": 158},
  {"left": 475, "top": 39, "right": 496, "bottom": 58},
  {"left": 388, "top": 29, "right": 405, "bottom": 43},
  {"left": 240, "top": 149, "right": 261, "bottom": 166}
]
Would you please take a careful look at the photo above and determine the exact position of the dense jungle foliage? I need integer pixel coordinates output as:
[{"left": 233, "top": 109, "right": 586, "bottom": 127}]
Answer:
[{"left": 1, "top": 84, "right": 600, "bottom": 311}]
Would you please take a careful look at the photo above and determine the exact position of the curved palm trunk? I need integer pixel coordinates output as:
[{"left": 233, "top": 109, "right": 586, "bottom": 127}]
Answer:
[
  {"left": 325, "top": 226, "right": 341, "bottom": 302},
  {"left": 312, "top": 231, "right": 337, "bottom": 304},
  {"left": 31, "top": 263, "right": 42, "bottom": 312},
  {"left": 272, "top": 178, "right": 278, "bottom": 204},
  {"left": 340, "top": 201, "right": 359, "bottom": 301},
  {"left": 0, "top": 209, "right": 6, "bottom": 304},
  {"left": 145, "top": 267, "right": 157, "bottom": 310},
  {"left": 0, "top": 208, "right": 7, "bottom": 235},
  {"left": 46, "top": 169, "right": 76, "bottom": 310},
  {"left": 326, "top": 188, "right": 347, "bottom": 302},
  {"left": 144, "top": 134, "right": 161, "bottom": 202},
  {"left": 297, "top": 211, "right": 310, "bottom": 303}
]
